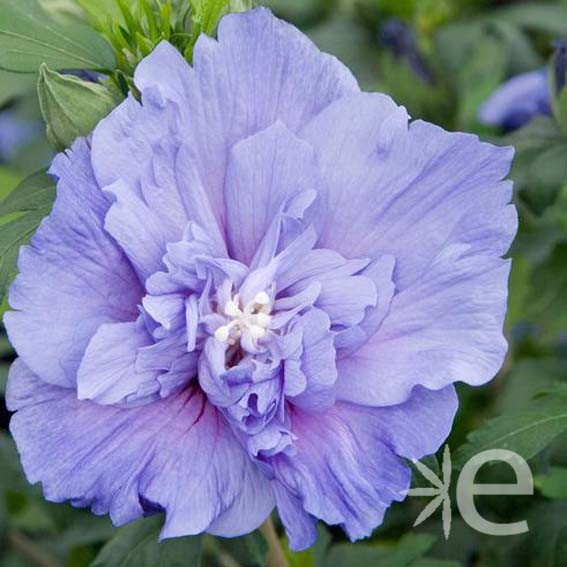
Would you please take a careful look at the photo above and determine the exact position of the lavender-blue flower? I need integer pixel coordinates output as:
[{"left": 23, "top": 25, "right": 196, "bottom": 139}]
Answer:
[
  {"left": 479, "top": 68, "right": 551, "bottom": 131},
  {"left": 0, "top": 111, "right": 40, "bottom": 162},
  {"left": 4, "top": 8, "right": 517, "bottom": 551}
]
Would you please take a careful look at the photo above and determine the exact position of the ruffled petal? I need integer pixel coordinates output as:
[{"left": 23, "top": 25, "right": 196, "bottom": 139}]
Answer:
[
  {"left": 7, "top": 359, "right": 274, "bottom": 538},
  {"left": 279, "top": 249, "right": 377, "bottom": 329},
  {"left": 286, "top": 309, "right": 337, "bottom": 411},
  {"left": 4, "top": 140, "right": 142, "bottom": 388},
  {"left": 300, "top": 93, "right": 516, "bottom": 290},
  {"left": 91, "top": 85, "right": 223, "bottom": 251},
  {"left": 103, "top": 180, "right": 172, "bottom": 281},
  {"left": 336, "top": 247, "right": 511, "bottom": 406},
  {"left": 332, "top": 255, "right": 396, "bottom": 357},
  {"left": 77, "top": 319, "right": 161, "bottom": 406},
  {"left": 272, "top": 385, "right": 457, "bottom": 550},
  {"left": 298, "top": 93, "right": 515, "bottom": 406},
  {"left": 115, "top": 8, "right": 358, "bottom": 229}
]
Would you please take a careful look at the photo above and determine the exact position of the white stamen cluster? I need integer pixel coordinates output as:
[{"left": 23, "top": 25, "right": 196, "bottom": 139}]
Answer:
[{"left": 214, "top": 291, "right": 272, "bottom": 345}]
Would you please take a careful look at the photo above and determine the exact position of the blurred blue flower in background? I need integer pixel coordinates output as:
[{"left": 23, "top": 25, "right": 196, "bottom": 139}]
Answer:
[
  {"left": 479, "top": 68, "right": 551, "bottom": 131},
  {"left": 0, "top": 110, "right": 41, "bottom": 162}
]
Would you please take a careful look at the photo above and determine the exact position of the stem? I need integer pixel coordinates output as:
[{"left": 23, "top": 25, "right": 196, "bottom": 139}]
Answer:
[
  {"left": 260, "top": 517, "right": 289, "bottom": 567},
  {"left": 7, "top": 531, "right": 64, "bottom": 567}
]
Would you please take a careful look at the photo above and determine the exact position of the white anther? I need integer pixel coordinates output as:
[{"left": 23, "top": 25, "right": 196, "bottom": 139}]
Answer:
[
  {"left": 249, "top": 325, "right": 267, "bottom": 340},
  {"left": 215, "top": 325, "right": 230, "bottom": 343},
  {"left": 255, "top": 312, "right": 272, "bottom": 328},
  {"left": 214, "top": 290, "right": 273, "bottom": 346},
  {"left": 224, "top": 298, "right": 241, "bottom": 317},
  {"left": 254, "top": 291, "right": 271, "bottom": 306}
]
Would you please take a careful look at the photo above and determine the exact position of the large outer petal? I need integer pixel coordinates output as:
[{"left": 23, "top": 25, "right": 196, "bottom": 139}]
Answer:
[
  {"left": 7, "top": 359, "right": 274, "bottom": 538},
  {"left": 300, "top": 93, "right": 516, "bottom": 288},
  {"left": 4, "top": 140, "right": 142, "bottom": 388},
  {"left": 93, "top": 8, "right": 358, "bottom": 230},
  {"left": 272, "top": 385, "right": 458, "bottom": 550},
  {"left": 300, "top": 93, "right": 516, "bottom": 405}
]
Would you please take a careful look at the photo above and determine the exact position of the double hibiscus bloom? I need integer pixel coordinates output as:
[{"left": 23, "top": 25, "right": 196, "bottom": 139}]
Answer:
[{"left": 4, "top": 8, "right": 516, "bottom": 551}]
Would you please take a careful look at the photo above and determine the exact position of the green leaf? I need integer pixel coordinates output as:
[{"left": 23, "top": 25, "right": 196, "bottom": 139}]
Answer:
[
  {"left": 262, "top": 0, "right": 329, "bottom": 27},
  {"left": 282, "top": 525, "right": 331, "bottom": 567},
  {"left": 312, "top": 527, "right": 332, "bottom": 567},
  {"left": 535, "top": 467, "right": 567, "bottom": 500},
  {"left": 0, "top": 171, "right": 56, "bottom": 304},
  {"left": 496, "top": 358, "right": 567, "bottom": 414},
  {"left": 0, "top": 0, "right": 116, "bottom": 73},
  {"left": 0, "top": 550, "right": 37, "bottom": 567},
  {"left": 492, "top": 3, "right": 567, "bottom": 36},
  {"left": 489, "top": 21, "right": 541, "bottom": 74},
  {"left": 7, "top": 497, "right": 57, "bottom": 534},
  {"left": 0, "top": 70, "right": 35, "bottom": 106},
  {"left": 212, "top": 531, "right": 267, "bottom": 567},
  {"left": 525, "top": 244, "right": 567, "bottom": 338},
  {"left": 506, "top": 255, "right": 531, "bottom": 330},
  {"left": 308, "top": 15, "right": 381, "bottom": 92},
  {"left": 0, "top": 171, "right": 56, "bottom": 218},
  {"left": 537, "top": 383, "right": 567, "bottom": 398},
  {"left": 0, "top": 168, "right": 23, "bottom": 201},
  {"left": 385, "top": 534, "right": 438, "bottom": 566},
  {"left": 37, "top": 65, "right": 121, "bottom": 150},
  {"left": 505, "top": 501, "right": 567, "bottom": 567},
  {"left": 56, "top": 515, "right": 116, "bottom": 550},
  {"left": 0, "top": 362, "right": 9, "bottom": 394},
  {"left": 507, "top": 117, "right": 567, "bottom": 217},
  {"left": 454, "top": 394, "right": 567, "bottom": 469},
  {"left": 324, "top": 533, "right": 437, "bottom": 567},
  {"left": 324, "top": 545, "right": 393, "bottom": 567},
  {"left": 191, "top": 0, "right": 230, "bottom": 36},
  {"left": 185, "top": 0, "right": 253, "bottom": 61},
  {"left": 374, "top": 50, "right": 454, "bottom": 126},
  {"left": 435, "top": 21, "right": 484, "bottom": 78},
  {"left": 91, "top": 515, "right": 203, "bottom": 567},
  {"left": 456, "top": 35, "right": 508, "bottom": 130},
  {"left": 42, "top": 0, "right": 87, "bottom": 21},
  {"left": 0, "top": 333, "right": 13, "bottom": 357},
  {"left": 0, "top": 434, "right": 29, "bottom": 493},
  {"left": 511, "top": 194, "right": 567, "bottom": 269},
  {"left": 76, "top": 0, "right": 124, "bottom": 30},
  {"left": 557, "top": 87, "right": 567, "bottom": 134},
  {"left": 0, "top": 432, "right": 50, "bottom": 536},
  {"left": 413, "top": 560, "right": 462, "bottom": 567}
]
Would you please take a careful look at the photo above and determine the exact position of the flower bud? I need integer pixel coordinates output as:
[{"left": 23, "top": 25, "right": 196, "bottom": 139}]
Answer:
[{"left": 37, "top": 65, "right": 121, "bottom": 151}]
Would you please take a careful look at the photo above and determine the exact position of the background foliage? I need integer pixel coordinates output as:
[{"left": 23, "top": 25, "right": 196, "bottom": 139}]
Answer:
[{"left": 0, "top": 0, "right": 566, "bottom": 566}]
